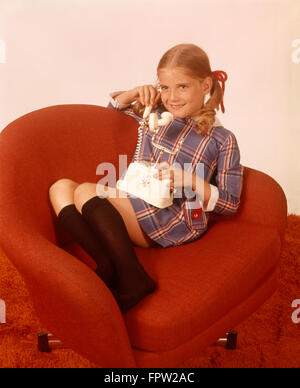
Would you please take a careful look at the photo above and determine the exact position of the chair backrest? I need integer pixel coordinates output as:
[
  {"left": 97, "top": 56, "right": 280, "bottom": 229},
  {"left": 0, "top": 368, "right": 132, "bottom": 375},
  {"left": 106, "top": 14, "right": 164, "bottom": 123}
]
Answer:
[
  {"left": 0, "top": 105, "right": 139, "bottom": 241},
  {"left": 0, "top": 104, "right": 287, "bottom": 247}
]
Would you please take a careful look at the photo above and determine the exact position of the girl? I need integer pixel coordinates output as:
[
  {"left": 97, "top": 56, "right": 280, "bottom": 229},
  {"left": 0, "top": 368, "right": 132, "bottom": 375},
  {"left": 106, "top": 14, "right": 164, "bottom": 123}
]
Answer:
[{"left": 49, "top": 43, "right": 243, "bottom": 313}]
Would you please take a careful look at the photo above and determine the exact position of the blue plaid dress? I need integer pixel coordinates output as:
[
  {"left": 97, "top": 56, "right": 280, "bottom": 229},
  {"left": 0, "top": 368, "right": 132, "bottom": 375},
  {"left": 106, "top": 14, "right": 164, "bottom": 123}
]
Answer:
[{"left": 107, "top": 96, "right": 244, "bottom": 248}]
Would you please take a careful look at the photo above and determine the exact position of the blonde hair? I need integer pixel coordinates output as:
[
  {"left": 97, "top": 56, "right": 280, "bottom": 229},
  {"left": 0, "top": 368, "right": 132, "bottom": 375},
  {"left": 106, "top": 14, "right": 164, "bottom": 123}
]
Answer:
[{"left": 133, "top": 43, "right": 225, "bottom": 135}]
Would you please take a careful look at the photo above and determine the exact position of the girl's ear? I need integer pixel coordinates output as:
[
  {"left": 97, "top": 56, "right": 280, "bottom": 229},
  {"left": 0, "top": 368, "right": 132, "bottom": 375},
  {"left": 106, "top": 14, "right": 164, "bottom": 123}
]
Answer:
[{"left": 202, "top": 76, "right": 213, "bottom": 95}]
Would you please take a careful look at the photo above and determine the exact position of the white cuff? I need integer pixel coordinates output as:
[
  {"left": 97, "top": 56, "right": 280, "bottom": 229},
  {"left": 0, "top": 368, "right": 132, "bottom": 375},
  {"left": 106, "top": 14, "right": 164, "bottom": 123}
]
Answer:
[
  {"left": 109, "top": 91, "right": 131, "bottom": 110},
  {"left": 203, "top": 184, "right": 219, "bottom": 212}
]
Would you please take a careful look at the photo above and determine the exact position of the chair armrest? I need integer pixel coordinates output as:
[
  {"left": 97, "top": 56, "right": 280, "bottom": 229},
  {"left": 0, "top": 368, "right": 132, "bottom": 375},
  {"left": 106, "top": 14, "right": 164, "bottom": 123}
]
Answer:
[
  {"left": 0, "top": 231, "right": 136, "bottom": 367},
  {"left": 210, "top": 167, "right": 288, "bottom": 242}
]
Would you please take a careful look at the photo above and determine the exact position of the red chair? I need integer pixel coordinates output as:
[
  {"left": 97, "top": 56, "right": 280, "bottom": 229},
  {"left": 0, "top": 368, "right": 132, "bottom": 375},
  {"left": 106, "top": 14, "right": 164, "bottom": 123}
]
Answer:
[{"left": 0, "top": 105, "right": 287, "bottom": 367}]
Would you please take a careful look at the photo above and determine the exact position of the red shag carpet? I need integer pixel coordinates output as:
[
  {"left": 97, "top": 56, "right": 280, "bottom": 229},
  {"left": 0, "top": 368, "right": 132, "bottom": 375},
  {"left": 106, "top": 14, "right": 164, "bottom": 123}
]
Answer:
[{"left": 0, "top": 215, "right": 299, "bottom": 368}]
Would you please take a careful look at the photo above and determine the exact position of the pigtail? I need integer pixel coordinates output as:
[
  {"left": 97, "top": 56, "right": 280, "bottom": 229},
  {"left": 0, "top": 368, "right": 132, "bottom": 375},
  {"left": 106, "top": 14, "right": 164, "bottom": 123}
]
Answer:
[
  {"left": 132, "top": 101, "right": 145, "bottom": 118},
  {"left": 193, "top": 77, "right": 223, "bottom": 135}
]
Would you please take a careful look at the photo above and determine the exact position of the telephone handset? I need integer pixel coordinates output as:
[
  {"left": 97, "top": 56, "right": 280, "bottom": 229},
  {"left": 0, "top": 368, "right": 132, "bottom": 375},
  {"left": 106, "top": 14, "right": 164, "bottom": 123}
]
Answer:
[
  {"left": 144, "top": 106, "right": 174, "bottom": 133},
  {"left": 117, "top": 105, "right": 182, "bottom": 208}
]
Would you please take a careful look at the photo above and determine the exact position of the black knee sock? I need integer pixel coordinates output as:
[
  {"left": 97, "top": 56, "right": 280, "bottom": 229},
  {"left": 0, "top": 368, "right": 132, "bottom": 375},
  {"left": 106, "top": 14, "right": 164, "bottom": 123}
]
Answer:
[
  {"left": 81, "top": 196, "right": 156, "bottom": 313},
  {"left": 57, "top": 204, "right": 117, "bottom": 290}
]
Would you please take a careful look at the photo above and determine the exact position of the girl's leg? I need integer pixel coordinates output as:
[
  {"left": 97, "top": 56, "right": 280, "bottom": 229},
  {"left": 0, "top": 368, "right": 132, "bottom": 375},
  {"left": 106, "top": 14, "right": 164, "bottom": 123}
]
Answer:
[
  {"left": 49, "top": 178, "right": 79, "bottom": 216},
  {"left": 49, "top": 179, "right": 117, "bottom": 290},
  {"left": 74, "top": 183, "right": 156, "bottom": 313}
]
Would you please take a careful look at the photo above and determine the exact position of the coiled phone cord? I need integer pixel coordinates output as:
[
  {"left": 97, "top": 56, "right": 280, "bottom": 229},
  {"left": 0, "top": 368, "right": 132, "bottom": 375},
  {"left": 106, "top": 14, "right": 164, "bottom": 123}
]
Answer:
[{"left": 134, "top": 124, "right": 144, "bottom": 163}]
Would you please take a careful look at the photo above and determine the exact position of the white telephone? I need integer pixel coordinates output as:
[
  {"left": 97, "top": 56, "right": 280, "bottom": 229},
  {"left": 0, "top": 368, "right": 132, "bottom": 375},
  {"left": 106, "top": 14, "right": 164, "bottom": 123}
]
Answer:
[{"left": 116, "top": 106, "right": 181, "bottom": 208}]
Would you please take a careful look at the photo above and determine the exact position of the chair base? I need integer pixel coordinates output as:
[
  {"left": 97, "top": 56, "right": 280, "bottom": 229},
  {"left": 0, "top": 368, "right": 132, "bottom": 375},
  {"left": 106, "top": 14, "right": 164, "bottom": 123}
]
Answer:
[
  {"left": 37, "top": 330, "right": 238, "bottom": 354},
  {"left": 38, "top": 332, "right": 67, "bottom": 353}
]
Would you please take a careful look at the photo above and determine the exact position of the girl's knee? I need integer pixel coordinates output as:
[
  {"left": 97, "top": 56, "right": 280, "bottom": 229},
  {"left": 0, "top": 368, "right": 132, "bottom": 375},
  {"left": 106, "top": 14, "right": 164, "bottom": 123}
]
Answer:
[
  {"left": 73, "top": 183, "right": 97, "bottom": 211},
  {"left": 73, "top": 182, "right": 95, "bottom": 198},
  {"left": 49, "top": 179, "right": 79, "bottom": 215},
  {"left": 49, "top": 178, "right": 79, "bottom": 196}
]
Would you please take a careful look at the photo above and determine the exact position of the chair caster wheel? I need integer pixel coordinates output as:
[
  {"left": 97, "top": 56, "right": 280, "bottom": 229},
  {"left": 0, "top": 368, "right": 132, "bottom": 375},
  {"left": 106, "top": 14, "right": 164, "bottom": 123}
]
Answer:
[
  {"left": 226, "top": 330, "right": 238, "bottom": 349},
  {"left": 38, "top": 332, "right": 64, "bottom": 353},
  {"left": 217, "top": 330, "right": 238, "bottom": 350}
]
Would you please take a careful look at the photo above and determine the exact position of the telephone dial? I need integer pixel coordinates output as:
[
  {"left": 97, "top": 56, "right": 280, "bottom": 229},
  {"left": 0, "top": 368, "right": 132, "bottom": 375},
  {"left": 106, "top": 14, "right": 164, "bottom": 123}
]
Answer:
[{"left": 116, "top": 105, "right": 184, "bottom": 208}]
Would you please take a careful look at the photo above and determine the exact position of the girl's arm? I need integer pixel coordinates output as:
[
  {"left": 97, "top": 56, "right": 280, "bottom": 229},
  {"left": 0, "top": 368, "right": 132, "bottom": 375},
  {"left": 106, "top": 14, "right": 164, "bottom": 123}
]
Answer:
[
  {"left": 153, "top": 164, "right": 215, "bottom": 211},
  {"left": 154, "top": 132, "right": 243, "bottom": 216},
  {"left": 205, "top": 133, "right": 243, "bottom": 215},
  {"left": 110, "top": 86, "right": 161, "bottom": 108},
  {"left": 114, "top": 89, "right": 138, "bottom": 105},
  {"left": 190, "top": 133, "right": 243, "bottom": 215}
]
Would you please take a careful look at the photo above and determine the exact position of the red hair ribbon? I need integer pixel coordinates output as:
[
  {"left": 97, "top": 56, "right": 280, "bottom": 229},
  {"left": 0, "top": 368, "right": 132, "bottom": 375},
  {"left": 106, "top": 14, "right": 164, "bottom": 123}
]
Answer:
[{"left": 211, "top": 70, "right": 228, "bottom": 113}]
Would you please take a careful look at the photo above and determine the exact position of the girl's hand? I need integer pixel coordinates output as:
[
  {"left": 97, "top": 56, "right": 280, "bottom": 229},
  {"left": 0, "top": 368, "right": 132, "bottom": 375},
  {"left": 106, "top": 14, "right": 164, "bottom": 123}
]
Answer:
[
  {"left": 153, "top": 162, "right": 210, "bottom": 205},
  {"left": 132, "top": 85, "right": 161, "bottom": 108},
  {"left": 152, "top": 162, "right": 192, "bottom": 191}
]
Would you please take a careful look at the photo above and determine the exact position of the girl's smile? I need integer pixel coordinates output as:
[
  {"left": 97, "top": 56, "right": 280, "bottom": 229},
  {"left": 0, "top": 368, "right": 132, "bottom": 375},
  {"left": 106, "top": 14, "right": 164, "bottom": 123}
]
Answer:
[{"left": 158, "top": 67, "right": 211, "bottom": 119}]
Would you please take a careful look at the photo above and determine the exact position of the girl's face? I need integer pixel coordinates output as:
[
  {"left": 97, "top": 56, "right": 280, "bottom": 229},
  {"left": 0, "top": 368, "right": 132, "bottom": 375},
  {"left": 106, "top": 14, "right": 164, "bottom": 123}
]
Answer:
[{"left": 158, "top": 67, "right": 212, "bottom": 119}]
